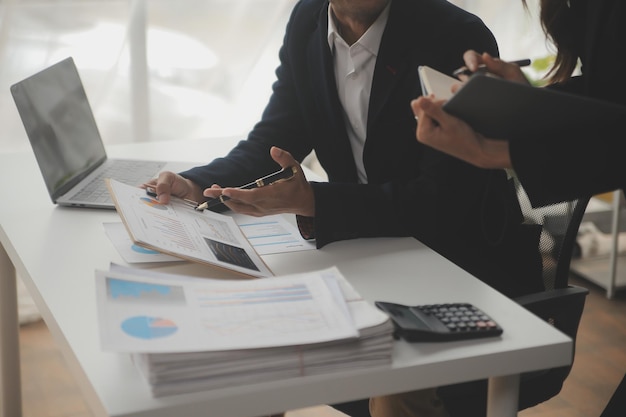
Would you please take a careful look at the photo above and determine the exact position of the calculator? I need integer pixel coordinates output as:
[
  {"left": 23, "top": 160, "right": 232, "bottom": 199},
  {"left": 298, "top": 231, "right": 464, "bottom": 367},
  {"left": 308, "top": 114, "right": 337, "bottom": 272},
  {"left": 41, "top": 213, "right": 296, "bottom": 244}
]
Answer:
[{"left": 375, "top": 301, "right": 503, "bottom": 342}]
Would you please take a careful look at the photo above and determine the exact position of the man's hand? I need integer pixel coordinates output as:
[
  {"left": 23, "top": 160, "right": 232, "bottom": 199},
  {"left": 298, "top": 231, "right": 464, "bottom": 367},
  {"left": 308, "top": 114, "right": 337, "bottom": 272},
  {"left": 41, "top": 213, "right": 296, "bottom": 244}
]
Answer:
[
  {"left": 142, "top": 171, "right": 204, "bottom": 205},
  {"left": 203, "top": 147, "right": 315, "bottom": 217}
]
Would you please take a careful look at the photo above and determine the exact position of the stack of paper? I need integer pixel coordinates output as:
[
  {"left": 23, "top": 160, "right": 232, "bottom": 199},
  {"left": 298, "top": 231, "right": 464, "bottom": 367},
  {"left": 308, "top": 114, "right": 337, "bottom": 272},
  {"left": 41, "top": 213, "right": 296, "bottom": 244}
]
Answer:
[{"left": 95, "top": 265, "right": 393, "bottom": 397}]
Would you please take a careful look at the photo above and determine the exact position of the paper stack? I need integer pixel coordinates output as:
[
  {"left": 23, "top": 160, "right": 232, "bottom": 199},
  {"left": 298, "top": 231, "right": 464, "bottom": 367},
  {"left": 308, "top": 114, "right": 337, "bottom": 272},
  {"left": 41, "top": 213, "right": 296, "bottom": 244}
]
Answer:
[{"left": 95, "top": 265, "right": 393, "bottom": 397}]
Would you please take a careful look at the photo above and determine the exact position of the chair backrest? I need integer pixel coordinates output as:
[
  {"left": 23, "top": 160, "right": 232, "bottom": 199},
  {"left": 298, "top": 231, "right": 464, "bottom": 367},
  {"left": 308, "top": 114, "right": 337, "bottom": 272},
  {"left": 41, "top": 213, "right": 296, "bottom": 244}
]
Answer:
[
  {"left": 513, "top": 178, "right": 591, "bottom": 290},
  {"left": 512, "top": 179, "right": 592, "bottom": 410}
]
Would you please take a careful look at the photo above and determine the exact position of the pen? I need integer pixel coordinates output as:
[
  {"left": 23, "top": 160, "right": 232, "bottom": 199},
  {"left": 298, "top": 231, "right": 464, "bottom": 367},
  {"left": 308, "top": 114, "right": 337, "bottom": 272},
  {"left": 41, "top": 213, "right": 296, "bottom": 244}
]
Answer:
[
  {"left": 195, "top": 166, "right": 298, "bottom": 211},
  {"left": 142, "top": 185, "right": 198, "bottom": 207},
  {"left": 452, "top": 58, "right": 531, "bottom": 78}
]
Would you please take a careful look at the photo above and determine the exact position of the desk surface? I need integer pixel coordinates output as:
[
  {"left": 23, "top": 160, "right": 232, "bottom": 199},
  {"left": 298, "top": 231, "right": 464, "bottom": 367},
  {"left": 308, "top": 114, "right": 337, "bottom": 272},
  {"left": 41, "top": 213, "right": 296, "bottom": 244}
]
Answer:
[{"left": 0, "top": 138, "right": 572, "bottom": 417}]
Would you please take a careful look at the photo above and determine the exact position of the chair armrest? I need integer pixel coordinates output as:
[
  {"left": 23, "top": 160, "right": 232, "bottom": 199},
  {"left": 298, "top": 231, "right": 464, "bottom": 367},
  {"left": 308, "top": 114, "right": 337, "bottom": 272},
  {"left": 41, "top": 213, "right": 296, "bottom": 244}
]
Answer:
[
  {"left": 515, "top": 285, "right": 589, "bottom": 307},
  {"left": 438, "top": 286, "right": 589, "bottom": 414},
  {"left": 514, "top": 285, "right": 589, "bottom": 340}
]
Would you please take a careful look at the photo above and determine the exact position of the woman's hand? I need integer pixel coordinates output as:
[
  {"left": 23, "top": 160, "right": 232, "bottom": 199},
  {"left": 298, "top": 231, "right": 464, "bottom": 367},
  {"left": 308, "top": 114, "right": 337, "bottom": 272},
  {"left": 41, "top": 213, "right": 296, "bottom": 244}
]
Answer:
[
  {"left": 459, "top": 50, "right": 530, "bottom": 84},
  {"left": 411, "top": 95, "right": 513, "bottom": 169}
]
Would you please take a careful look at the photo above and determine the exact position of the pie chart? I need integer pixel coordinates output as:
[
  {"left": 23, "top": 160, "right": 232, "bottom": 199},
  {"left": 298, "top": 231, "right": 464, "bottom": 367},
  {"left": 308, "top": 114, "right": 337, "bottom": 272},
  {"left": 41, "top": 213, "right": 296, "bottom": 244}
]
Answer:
[{"left": 121, "top": 316, "right": 178, "bottom": 339}]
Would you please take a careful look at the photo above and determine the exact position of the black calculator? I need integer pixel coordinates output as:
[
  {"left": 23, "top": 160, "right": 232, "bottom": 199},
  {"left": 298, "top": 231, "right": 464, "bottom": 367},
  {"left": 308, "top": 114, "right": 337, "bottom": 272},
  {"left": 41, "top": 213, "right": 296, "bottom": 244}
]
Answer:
[{"left": 375, "top": 301, "right": 503, "bottom": 342}]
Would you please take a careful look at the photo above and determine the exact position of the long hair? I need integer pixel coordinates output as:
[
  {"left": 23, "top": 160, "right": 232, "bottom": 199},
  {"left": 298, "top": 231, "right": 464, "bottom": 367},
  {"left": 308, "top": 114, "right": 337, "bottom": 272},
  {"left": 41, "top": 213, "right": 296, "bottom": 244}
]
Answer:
[{"left": 523, "top": 0, "right": 578, "bottom": 84}]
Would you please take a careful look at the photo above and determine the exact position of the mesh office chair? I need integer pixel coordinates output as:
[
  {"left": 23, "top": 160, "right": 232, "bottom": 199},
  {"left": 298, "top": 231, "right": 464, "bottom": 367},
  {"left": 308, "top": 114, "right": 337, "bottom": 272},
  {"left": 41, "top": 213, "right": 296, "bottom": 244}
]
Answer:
[{"left": 438, "top": 180, "right": 591, "bottom": 416}]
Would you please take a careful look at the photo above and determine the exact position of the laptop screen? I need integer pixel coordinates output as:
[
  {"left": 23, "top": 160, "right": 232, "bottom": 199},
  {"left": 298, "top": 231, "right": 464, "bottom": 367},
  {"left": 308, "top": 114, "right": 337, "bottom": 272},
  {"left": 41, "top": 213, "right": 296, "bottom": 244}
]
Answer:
[{"left": 10, "top": 57, "right": 107, "bottom": 201}]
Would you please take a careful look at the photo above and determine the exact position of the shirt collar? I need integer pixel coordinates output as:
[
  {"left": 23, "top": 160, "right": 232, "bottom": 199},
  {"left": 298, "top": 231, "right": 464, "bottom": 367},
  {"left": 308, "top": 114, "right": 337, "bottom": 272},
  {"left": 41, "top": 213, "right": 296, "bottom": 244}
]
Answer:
[{"left": 327, "top": 1, "right": 391, "bottom": 55}]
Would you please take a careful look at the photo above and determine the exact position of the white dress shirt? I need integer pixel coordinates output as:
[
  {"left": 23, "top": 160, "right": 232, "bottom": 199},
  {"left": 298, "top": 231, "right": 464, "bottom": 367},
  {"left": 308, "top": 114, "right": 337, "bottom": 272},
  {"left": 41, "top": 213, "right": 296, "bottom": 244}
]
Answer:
[{"left": 327, "top": 3, "right": 390, "bottom": 184}]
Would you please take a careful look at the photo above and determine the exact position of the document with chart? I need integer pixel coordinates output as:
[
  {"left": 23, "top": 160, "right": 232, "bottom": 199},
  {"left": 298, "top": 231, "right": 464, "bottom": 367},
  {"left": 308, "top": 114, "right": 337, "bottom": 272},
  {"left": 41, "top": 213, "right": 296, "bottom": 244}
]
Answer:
[
  {"left": 106, "top": 179, "right": 272, "bottom": 278},
  {"left": 95, "top": 264, "right": 393, "bottom": 396},
  {"left": 95, "top": 266, "right": 358, "bottom": 352}
]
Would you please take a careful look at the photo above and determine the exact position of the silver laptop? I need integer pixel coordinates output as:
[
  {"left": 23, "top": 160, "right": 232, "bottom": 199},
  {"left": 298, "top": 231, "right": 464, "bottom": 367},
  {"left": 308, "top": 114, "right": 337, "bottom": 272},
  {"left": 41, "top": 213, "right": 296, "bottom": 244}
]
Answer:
[{"left": 11, "top": 57, "right": 171, "bottom": 209}]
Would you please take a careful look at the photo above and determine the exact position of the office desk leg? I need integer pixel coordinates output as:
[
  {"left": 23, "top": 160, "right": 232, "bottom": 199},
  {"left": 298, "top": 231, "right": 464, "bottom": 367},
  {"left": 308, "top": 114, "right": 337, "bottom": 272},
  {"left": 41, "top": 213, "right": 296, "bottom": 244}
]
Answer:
[
  {"left": 487, "top": 374, "right": 520, "bottom": 417},
  {"left": 0, "top": 243, "right": 22, "bottom": 417}
]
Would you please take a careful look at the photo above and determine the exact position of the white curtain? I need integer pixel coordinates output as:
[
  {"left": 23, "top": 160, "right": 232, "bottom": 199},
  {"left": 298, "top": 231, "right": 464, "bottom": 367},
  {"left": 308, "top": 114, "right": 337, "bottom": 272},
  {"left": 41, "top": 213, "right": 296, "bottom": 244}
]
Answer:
[{"left": 450, "top": 0, "right": 552, "bottom": 65}]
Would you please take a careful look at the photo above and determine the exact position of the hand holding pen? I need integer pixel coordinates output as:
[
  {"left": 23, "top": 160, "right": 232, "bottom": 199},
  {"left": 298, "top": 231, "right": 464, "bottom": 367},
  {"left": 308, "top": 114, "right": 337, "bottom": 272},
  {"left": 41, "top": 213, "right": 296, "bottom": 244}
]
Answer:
[
  {"left": 453, "top": 51, "right": 531, "bottom": 84},
  {"left": 453, "top": 58, "right": 531, "bottom": 78},
  {"left": 196, "top": 166, "right": 298, "bottom": 211},
  {"left": 143, "top": 146, "right": 315, "bottom": 218}
]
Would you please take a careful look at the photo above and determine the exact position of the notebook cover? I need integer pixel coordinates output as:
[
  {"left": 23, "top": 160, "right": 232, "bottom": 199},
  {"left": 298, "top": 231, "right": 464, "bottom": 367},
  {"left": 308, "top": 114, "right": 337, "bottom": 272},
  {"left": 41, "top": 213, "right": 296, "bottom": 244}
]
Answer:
[{"left": 442, "top": 74, "right": 626, "bottom": 140}]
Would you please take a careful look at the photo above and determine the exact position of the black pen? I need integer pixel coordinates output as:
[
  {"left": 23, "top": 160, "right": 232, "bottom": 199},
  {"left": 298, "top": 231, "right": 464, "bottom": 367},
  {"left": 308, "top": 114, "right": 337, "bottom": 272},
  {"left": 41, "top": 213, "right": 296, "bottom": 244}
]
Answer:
[
  {"left": 195, "top": 166, "right": 298, "bottom": 211},
  {"left": 452, "top": 58, "right": 531, "bottom": 78}
]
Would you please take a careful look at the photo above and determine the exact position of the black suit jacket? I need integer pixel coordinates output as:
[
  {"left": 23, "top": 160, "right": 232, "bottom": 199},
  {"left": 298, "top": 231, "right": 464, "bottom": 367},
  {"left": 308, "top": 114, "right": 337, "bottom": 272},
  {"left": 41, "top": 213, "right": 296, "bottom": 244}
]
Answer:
[
  {"left": 511, "top": 0, "right": 626, "bottom": 206},
  {"left": 182, "top": 0, "right": 543, "bottom": 298}
]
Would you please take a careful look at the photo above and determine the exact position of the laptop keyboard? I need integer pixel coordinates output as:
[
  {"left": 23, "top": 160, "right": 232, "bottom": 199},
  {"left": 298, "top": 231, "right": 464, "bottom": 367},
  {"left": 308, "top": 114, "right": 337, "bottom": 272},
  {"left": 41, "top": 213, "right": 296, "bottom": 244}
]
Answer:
[{"left": 70, "top": 160, "right": 166, "bottom": 203}]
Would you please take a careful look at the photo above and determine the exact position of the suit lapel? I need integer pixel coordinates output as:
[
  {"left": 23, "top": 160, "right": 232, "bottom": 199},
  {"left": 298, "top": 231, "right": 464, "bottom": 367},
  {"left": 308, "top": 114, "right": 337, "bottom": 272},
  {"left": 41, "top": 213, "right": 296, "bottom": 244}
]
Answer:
[
  {"left": 307, "top": 3, "right": 345, "bottom": 137},
  {"left": 307, "top": 1, "right": 358, "bottom": 180},
  {"left": 368, "top": 0, "right": 410, "bottom": 129}
]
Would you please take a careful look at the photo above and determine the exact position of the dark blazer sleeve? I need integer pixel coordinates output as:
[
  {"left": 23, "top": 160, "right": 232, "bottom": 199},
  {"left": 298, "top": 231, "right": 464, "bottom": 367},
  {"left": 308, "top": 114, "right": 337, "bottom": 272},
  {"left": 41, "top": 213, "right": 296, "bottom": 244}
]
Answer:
[
  {"left": 510, "top": 120, "right": 626, "bottom": 206},
  {"left": 509, "top": 0, "right": 626, "bottom": 206}
]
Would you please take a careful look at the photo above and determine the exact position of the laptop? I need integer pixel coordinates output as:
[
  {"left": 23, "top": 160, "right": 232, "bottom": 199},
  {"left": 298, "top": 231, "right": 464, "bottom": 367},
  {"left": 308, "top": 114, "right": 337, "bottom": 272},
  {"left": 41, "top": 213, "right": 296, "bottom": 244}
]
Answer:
[{"left": 11, "top": 57, "right": 181, "bottom": 209}]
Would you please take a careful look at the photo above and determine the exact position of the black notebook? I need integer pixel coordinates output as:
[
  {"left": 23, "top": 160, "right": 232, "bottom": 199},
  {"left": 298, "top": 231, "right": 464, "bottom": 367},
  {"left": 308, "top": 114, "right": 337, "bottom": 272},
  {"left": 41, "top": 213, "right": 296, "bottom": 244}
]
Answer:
[{"left": 440, "top": 72, "right": 626, "bottom": 141}]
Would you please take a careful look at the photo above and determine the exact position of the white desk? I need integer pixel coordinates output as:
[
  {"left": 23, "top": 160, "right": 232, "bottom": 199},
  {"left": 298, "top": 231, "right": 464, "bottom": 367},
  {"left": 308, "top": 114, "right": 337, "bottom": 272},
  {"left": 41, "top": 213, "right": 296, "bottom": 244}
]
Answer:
[{"left": 0, "top": 138, "right": 572, "bottom": 417}]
